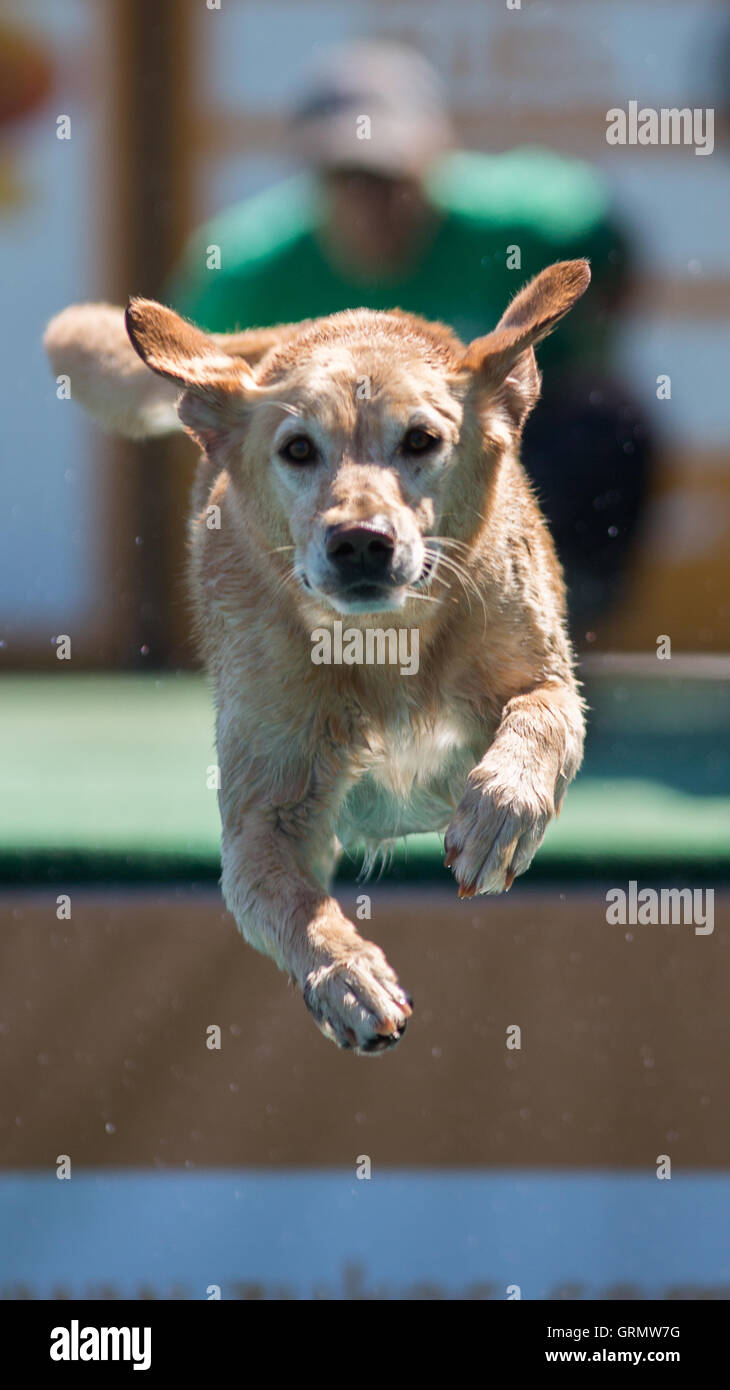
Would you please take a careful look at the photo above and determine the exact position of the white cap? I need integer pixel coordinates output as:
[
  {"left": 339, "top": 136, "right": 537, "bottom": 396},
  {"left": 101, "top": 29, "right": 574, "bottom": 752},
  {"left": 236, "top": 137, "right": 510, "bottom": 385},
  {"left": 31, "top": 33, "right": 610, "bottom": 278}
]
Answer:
[{"left": 290, "top": 41, "right": 453, "bottom": 178}]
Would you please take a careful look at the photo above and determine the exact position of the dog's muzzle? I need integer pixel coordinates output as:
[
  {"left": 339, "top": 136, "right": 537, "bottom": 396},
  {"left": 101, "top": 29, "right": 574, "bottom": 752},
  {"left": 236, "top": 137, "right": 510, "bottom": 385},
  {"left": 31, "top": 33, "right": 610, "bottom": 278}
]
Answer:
[
  {"left": 305, "top": 518, "right": 429, "bottom": 610},
  {"left": 325, "top": 521, "right": 395, "bottom": 581},
  {"left": 323, "top": 519, "right": 404, "bottom": 604}
]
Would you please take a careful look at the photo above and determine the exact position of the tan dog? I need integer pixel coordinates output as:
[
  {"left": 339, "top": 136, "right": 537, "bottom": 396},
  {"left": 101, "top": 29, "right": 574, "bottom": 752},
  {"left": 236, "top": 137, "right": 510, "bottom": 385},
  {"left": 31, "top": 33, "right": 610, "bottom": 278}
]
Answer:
[{"left": 44, "top": 259, "right": 589, "bottom": 1054}]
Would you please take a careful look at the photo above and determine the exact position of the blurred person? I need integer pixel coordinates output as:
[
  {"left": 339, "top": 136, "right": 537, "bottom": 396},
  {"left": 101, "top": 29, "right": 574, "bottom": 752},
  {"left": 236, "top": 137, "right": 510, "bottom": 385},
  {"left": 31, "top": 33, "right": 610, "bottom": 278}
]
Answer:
[{"left": 169, "top": 41, "right": 652, "bottom": 633}]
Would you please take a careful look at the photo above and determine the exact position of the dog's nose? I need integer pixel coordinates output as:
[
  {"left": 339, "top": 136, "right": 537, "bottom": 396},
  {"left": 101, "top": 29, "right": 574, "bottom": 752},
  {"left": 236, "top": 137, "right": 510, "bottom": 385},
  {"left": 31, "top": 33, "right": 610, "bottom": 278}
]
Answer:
[{"left": 325, "top": 521, "right": 395, "bottom": 579}]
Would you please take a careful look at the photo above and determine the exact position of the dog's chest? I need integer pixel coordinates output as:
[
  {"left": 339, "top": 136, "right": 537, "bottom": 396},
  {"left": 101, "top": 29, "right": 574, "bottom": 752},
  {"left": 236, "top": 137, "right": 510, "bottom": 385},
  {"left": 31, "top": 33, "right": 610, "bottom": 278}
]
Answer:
[
  {"left": 336, "top": 704, "right": 479, "bottom": 846},
  {"left": 368, "top": 712, "right": 464, "bottom": 796}
]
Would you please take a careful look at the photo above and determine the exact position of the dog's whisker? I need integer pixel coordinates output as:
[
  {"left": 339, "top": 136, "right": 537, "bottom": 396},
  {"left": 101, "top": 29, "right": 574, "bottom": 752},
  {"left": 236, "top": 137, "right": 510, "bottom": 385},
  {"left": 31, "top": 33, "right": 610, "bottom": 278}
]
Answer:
[
  {"left": 426, "top": 544, "right": 478, "bottom": 587},
  {"left": 422, "top": 564, "right": 469, "bottom": 614},
  {"left": 404, "top": 587, "right": 441, "bottom": 604},
  {"left": 427, "top": 536, "right": 473, "bottom": 556},
  {"left": 425, "top": 568, "right": 452, "bottom": 594},
  {"left": 422, "top": 569, "right": 453, "bottom": 594},
  {"left": 426, "top": 549, "right": 487, "bottom": 627},
  {"left": 433, "top": 561, "right": 472, "bottom": 616},
  {"left": 270, "top": 562, "right": 301, "bottom": 600},
  {"left": 443, "top": 565, "right": 485, "bottom": 623}
]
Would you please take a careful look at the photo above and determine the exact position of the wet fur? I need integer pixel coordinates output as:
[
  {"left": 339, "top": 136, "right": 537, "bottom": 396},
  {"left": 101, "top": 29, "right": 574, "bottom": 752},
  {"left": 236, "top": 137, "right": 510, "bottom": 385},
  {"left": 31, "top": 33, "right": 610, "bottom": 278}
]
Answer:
[{"left": 44, "top": 261, "right": 590, "bottom": 1054}]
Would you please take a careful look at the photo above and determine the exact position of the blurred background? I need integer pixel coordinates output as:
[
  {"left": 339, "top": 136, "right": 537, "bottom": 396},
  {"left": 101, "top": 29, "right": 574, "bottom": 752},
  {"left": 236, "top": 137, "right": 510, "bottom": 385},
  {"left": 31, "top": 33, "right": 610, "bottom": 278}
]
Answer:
[{"left": 0, "top": 0, "right": 729, "bottom": 1301}]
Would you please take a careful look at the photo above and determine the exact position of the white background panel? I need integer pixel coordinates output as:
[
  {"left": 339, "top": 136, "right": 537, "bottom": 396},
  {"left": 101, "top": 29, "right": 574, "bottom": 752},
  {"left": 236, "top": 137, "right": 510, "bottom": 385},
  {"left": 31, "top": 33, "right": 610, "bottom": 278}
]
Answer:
[
  {"left": 0, "top": 0, "right": 104, "bottom": 635},
  {"left": 618, "top": 319, "right": 730, "bottom": 452},
  {"left": 600, "top": 156, "right": 730, "bottom": 278},
  {"left": 199, "top": 0, "right": 728, "bottom": 114}
]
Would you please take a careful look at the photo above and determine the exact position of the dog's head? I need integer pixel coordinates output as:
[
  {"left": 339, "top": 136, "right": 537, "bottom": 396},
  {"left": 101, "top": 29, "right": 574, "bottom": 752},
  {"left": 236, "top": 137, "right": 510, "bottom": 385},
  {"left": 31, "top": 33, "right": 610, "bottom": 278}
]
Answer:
[{"left": 126, "top": 260, "right": 589, "bottom": 619}]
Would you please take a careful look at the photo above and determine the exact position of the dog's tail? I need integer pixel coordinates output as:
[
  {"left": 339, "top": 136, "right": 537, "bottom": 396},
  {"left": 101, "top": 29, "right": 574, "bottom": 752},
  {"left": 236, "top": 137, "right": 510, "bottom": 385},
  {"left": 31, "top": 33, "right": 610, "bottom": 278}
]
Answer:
[
  {"left": 45, "top": 305, "right": 312, "bottom": 441},
  {"left": 44, "top": 303, "right": 182, "bottom": 439}
]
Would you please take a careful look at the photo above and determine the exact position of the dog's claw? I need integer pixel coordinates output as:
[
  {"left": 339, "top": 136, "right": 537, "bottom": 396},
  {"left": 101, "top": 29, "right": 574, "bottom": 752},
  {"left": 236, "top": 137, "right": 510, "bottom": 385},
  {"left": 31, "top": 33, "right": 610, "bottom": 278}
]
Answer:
[
  {"left": 444, "top": 846, "right": 457, "bottom": 868},
  {"left": 504, "top": 867, "right": 516, "bottom": 891},
  {"left": 458, "top": 881, "right": 477, "bottom": 900},
  {"left": 303, "top": 946, "right": 412, "bottom": 1055}
]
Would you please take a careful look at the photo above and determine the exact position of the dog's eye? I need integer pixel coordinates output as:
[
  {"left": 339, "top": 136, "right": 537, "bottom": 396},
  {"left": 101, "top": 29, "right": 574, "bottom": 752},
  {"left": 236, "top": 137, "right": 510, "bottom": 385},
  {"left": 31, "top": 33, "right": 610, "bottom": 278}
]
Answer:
[
  {"left": 280, "top": 435, "right": 317, "bottom": 464},
  {"left": 402, "top": 427, "right": 440, "bottom": 455}
]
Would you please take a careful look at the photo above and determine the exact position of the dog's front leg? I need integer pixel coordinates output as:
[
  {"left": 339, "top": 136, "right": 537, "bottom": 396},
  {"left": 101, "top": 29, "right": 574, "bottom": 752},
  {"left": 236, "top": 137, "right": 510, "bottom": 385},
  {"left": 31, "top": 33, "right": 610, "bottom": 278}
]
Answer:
[
  {"left": 220, "top": 806, "right": 413, "bottom": 1053},
  {"left": 444, "top": 681, "right": 585, "bottom": 897}
]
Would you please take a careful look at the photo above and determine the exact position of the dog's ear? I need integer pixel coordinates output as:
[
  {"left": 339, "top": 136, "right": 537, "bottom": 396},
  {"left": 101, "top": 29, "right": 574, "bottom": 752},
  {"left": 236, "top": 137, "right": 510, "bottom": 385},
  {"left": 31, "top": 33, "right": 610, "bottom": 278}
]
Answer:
[
  {"left": 459, "top": 259, "right": 591, "bottom": 431},
  {"left": 126, "top": 298, "right": 257, "bottom": 449}
]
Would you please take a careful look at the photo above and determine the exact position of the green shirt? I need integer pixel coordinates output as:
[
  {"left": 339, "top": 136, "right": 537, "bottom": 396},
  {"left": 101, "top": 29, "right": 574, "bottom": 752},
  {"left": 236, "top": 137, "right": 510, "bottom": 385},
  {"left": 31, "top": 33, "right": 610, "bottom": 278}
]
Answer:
[{"left": 168, "top": 147, "right": 625, "bottom": 376}]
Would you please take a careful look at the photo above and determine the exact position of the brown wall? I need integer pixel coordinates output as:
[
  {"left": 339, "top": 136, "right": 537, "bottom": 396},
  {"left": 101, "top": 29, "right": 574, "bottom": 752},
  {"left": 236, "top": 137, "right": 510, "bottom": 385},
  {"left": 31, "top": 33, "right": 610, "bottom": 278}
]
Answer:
[{"left": 2, "top": 885, "right": 727, "bottom": 1170}]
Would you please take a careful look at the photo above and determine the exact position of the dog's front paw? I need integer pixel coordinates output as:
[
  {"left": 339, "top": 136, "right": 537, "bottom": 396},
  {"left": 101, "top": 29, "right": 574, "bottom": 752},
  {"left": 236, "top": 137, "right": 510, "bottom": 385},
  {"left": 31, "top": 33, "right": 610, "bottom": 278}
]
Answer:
[
  {"left": 444, "top": 763, "right": 555, "bottom": 897},
  {"left": 303, "top": 940, "right": 413, "bottom": 1055}
]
